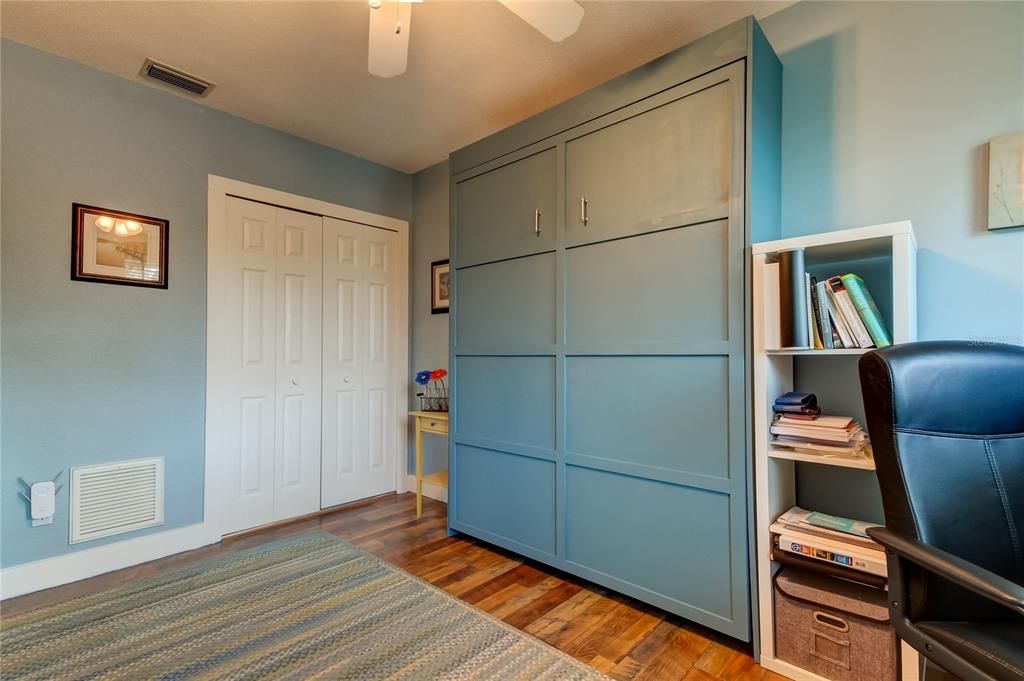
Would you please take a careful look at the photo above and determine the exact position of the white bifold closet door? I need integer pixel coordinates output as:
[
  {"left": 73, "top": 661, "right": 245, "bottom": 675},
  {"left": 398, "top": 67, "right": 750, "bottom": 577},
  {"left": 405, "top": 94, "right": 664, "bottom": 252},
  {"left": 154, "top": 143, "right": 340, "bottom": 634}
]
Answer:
[
  {"left": 222, "top": 197, "right": 323, "bottom": 535},
  {"left": 321, "top": 216, "right": 399, "bottom": 508}
]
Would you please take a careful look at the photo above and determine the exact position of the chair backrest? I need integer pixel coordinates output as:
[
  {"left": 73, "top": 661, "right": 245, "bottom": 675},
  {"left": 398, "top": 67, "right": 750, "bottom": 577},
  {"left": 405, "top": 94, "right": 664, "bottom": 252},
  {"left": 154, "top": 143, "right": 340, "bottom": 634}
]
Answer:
[{"left": 859, "top": 340, "right": 1024, "bottom": 622}]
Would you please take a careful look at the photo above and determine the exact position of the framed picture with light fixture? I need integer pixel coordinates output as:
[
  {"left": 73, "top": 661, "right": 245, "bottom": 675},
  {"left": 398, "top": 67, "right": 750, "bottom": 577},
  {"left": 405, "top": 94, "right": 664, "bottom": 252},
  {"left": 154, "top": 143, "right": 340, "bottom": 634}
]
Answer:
[{"left": 71, "top": 203, "right": 168, "bottom": 288}]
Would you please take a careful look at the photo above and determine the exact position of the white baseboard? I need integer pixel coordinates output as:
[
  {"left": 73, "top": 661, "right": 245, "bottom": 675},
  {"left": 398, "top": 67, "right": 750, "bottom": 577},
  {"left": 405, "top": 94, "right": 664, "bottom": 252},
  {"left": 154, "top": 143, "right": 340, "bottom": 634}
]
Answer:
[
  {"left": 403, "top": 474, "right": 448, "bottom": 504},
  {"left": 0, "top": 523, "right": 218, "bottom": 600},
  {"left": 1, "top": 476, "right": 449, "bottom": 601}
]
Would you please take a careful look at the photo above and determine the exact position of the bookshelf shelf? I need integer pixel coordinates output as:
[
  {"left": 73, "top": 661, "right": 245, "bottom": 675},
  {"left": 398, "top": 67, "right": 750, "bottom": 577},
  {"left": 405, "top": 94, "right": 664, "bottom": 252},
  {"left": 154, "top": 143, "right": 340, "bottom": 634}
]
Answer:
[
  {"left": 767, "top": 446, "right": 876, "bottom": 470},
  {"left": 766, "top": 348, "right": 870, "bottom": 356},
  {"left": 752, "top": 221, "right": 918, "bottom": 681}
]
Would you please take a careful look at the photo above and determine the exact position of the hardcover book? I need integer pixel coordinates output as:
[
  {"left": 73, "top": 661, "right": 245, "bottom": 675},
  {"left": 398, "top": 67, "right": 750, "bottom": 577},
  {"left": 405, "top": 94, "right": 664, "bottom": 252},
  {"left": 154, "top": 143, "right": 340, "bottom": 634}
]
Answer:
[
  {"left": 778, "top": 249, "right": 810, "bottom": 349},
  {"left": 827, "top": 276, "right": 874, "bottom": 347},
  {"left": 840, "top": 273, "right": 892, "bottom": 347}
]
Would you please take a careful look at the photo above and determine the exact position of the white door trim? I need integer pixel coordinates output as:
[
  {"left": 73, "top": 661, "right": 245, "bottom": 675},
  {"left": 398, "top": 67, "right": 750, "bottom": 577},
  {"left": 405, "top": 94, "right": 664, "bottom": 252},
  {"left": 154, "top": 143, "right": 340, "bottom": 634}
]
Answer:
[{"left": 206, "top": 175, "right": 410, "bottom": 540}]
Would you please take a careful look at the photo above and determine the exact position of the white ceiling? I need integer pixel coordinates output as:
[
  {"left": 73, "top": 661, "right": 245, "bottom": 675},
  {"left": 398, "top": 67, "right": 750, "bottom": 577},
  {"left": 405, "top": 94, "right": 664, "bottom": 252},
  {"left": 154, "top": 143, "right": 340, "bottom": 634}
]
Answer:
[{"left": 1, "top": 1, "right": 791, "bottom": 173}]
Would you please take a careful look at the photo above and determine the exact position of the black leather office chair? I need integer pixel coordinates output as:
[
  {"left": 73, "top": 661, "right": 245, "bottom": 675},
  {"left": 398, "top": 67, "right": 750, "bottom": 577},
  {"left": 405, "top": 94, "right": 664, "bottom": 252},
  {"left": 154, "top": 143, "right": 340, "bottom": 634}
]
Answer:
[{"left": 859, "top": 341, "right": 1024, "bottom": 681}]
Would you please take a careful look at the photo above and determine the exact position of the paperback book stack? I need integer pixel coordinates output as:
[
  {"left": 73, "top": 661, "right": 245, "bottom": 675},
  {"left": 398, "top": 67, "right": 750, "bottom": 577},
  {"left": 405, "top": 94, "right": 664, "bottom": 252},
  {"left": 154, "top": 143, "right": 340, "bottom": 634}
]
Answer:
[
  {"left": 771, "top": 414, "right": 870, "bottom": 459},
  {"left": 770, "top": 506, "right": 887, "bottom": 584}
]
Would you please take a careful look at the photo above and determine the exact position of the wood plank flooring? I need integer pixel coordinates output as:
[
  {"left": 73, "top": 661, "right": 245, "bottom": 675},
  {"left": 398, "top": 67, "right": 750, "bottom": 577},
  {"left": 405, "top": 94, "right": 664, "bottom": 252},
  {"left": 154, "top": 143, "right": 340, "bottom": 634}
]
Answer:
[{"left": 1, "top": 493, "right": 786, "bottom": 681}]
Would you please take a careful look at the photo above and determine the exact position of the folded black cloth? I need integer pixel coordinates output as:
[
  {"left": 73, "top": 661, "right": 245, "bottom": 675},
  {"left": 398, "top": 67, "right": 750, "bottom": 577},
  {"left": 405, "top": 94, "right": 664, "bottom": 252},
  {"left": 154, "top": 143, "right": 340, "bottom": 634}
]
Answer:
[
  {"left": 774, "top": 391, "right": 817, "bottom": 408},
  {"left": 772, "top": 391, "right": 820, "bottom": 416},
  {"left": 773, "top": 404, "right": 822, "bottom": 417}
]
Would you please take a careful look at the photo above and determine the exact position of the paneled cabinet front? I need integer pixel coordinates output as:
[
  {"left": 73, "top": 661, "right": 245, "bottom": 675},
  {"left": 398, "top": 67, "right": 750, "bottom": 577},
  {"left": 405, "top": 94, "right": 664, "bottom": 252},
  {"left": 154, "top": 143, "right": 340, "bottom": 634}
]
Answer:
[
  {"left": 449, "top": 24, "right": 776, "bottom": 643},
  {"left": 453, "top": 147, "right": 557, "bottom": 267},
  {"left": 564, "top": 67, "right": 738, "bottom": 247}
]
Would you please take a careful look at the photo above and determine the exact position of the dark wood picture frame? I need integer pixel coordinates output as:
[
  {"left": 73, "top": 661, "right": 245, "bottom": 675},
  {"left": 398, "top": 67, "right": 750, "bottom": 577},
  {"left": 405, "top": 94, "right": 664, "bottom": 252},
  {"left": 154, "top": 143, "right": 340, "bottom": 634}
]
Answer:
[
  {"left": 431, "top": 258, "right": 450, "bottom": 314},
  {"left": 71, "top": 203, "right": 169, "bottom": 289}
]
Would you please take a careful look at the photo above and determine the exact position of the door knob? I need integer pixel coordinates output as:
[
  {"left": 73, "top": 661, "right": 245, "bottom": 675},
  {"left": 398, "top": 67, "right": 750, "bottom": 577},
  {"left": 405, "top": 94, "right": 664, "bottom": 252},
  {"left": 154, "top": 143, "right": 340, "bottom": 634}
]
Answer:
[
  {"left": 343, "top": 377, "right": 352, "bottom": 384},
  {"left": 291, "top": 377, "right": 300, "bottom": 386}
]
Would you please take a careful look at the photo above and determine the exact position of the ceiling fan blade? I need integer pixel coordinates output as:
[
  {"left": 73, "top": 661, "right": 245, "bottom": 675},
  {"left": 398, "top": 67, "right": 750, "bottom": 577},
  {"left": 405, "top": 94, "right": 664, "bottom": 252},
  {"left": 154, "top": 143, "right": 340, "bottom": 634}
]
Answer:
[
  {"left": 497, "top": 0, "right": 584, "bottom": 43},
  {"left": 368, "top": 1, "right": 412, "bottom": 78}
]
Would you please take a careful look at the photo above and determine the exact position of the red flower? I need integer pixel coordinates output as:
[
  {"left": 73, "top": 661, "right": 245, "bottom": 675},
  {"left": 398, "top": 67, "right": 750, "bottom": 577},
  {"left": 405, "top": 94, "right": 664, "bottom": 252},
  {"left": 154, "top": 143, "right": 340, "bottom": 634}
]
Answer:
[{"left": 430, "top": 369, "right": 448, "bottom": 380}]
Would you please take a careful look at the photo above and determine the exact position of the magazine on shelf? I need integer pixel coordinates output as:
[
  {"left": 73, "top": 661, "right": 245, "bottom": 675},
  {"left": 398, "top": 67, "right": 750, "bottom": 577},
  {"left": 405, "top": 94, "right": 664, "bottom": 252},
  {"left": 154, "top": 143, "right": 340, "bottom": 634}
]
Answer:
[
  {"left": 777, "top": 506, "right": 881, "bottom": 548},
  {"left": 774, "top": 531, "right": 887, "bottom": 576}
]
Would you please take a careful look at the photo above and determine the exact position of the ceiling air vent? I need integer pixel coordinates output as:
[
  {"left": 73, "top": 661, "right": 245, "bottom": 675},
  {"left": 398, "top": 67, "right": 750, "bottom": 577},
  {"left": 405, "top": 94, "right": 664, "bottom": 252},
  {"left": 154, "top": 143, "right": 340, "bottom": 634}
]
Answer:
[
  {"left": 140, "top": 59, "right": 215, "bottom": 97},
  {"left": 70, "top": 457, "right": 165, "bottom": 544}
]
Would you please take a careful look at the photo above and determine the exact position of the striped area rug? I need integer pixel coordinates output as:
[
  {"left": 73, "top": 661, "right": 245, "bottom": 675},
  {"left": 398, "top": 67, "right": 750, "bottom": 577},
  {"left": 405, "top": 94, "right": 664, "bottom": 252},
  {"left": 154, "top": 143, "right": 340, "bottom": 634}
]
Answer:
[{"left": 1, "top": 533, "right": 606, "bottom": 680}]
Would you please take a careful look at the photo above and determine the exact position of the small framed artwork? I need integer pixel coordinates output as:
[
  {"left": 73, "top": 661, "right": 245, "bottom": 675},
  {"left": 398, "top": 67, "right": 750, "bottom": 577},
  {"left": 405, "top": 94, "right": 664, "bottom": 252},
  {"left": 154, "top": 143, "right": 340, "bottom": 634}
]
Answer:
[
  {"left": 72, "top": 203, "right": 168, "bottom": 288},
  {"left": 988, "top": 132, "right": 1024, "bottom": 230},
  {"left": 431, "top": 258, "right": 450, "bottom": 314}
]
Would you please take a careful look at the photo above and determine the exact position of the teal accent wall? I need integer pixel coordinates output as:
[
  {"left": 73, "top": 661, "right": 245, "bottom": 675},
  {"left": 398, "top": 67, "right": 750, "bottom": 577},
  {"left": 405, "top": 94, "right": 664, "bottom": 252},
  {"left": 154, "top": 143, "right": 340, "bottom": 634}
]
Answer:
[
  {"left": 762, "top": 0, "right": 1024, "bottom": 343},
  {"left": 0, "top": 39, "right": 411, "bottom": 568},
  {"left": 409, "top": 160, "right": 450, "bottom": 477},
  {"left": 761, "top": 0, "right": 1023, "bottom": 522}
]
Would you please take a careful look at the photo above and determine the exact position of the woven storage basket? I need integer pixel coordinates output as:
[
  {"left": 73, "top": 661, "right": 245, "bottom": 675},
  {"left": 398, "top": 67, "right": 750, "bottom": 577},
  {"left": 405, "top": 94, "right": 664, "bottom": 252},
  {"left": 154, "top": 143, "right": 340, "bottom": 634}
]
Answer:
[{"left": 775, "top": 567, "right": 897, "bottom": 681}]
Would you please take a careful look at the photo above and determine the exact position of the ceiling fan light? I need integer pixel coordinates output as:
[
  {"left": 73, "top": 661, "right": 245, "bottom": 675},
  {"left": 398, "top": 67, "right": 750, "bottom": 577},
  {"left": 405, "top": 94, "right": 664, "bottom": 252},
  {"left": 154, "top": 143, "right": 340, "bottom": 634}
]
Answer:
[
  {"left": 497, "top": 0, "right": 584, "bottom": 42},
  {"left": 95, "top": 215, "right": 115, "bottom": 233},
  {"left": 368, "top": 0, "right": 412, "bottom": 78},
  {"left": 368, "top": 0, "right": 382, "bottom": 8}
]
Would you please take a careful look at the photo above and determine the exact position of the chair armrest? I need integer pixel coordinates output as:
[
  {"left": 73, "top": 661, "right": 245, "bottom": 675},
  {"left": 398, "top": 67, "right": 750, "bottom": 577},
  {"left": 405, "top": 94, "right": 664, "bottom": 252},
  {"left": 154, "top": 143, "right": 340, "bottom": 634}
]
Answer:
[{"left": 867, "top": 526, "right": 1024, "bottom": 617}]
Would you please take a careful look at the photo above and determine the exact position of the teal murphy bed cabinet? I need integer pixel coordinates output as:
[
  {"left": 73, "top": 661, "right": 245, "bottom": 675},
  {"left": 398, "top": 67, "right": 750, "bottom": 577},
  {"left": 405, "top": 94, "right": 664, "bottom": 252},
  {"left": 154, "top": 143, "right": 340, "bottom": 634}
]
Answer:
[{"left": 447, "top": 17, "right": 782, "bottom": 642}]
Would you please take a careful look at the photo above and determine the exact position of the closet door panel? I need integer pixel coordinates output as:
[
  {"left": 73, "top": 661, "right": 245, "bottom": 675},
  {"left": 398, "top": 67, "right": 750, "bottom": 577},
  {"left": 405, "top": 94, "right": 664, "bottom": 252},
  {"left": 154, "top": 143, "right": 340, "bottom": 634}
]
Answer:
[
  {"left": 222, "top": 198, "right": 278, "bottom": 534},
  {"left": 454, "top": 148, "right": 557, "bottom": 267},
  {"left": 454, "top": 444, "right": 556, "bottom": 556},
  {"left": 565, "top": 75, "right": 734, "bottom": 246},
  {"left": 565, "top": 221, "right": 729, "bottom": 346},
  {"left": 455, "top": 253, "right": 556, "bottom": 350},
  {"left": 564, "top": 465, "right": 733, "bottom": 620},
  {"left": 455, "top": 356, "right": 555, "bottom": 450},
  {"left": 322, "top": 217, "right": 399, "bottom": 508},
  {"left": 273, "top": 208, "right": 323, "bottom": 522},
  {"left": 566, "top": 356, "right": 729, "bottom": 479},
  {"left": 364, "top": 231, "right": 397, "bottom": 484}
]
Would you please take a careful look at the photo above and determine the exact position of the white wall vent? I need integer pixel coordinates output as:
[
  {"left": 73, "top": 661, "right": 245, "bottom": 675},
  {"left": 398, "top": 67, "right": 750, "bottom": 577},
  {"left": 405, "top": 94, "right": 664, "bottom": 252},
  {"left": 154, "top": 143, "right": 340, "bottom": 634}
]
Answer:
[{"left": 70, "top": 458, "right": 165, "bottom": 544}]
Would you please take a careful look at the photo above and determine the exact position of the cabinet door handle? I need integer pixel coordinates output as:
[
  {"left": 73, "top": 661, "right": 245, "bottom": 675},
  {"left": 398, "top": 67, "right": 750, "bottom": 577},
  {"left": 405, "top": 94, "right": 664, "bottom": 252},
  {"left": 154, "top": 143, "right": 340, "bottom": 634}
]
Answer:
[
  {"left": 534, "top": 210, "right": 542, "bottom": 236},
  {"left": 580, "top": 196, "right": 589, "bottom": 225}
]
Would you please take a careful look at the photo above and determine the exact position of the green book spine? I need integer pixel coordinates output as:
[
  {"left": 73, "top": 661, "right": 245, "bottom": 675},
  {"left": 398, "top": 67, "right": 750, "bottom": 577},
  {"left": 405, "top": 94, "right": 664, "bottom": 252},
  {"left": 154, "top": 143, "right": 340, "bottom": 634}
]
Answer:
[{"left": 841, "top": 274, "right": 892, "bottom": 347}]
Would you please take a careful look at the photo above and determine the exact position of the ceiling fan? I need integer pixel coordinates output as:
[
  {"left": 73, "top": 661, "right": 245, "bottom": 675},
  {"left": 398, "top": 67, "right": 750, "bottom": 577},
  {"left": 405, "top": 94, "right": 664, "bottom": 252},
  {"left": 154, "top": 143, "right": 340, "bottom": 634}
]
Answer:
[{"left": 367, "top": 0, "right": 585, "bottom": 78}]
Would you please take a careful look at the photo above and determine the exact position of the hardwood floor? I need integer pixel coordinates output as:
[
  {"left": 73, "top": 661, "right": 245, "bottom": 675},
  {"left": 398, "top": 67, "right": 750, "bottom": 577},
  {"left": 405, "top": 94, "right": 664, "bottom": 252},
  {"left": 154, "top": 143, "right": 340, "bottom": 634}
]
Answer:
[{"left": 2, "top": 493, "right": 785, "bottom": 681}]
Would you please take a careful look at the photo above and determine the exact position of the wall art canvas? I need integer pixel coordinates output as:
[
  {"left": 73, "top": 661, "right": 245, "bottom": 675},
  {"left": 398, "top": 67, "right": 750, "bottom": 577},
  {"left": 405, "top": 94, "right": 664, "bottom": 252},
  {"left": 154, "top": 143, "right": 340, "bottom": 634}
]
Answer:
[
  {"left": 431, "top": 259, "right": 449, "bottom": 314},
  {"left": 988, "top": 132, "right": 1024, "bottom": 230},
  {"left": 72, "top": 203, "right": 168, "bottom": 288}
]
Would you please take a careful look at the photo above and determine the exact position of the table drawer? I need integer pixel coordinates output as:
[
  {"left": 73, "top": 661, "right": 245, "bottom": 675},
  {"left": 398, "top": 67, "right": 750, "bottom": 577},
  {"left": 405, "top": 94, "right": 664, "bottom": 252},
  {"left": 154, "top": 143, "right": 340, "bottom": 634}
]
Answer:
[{"left": 421, "top": 418, "right": 448, "bottom": 434}]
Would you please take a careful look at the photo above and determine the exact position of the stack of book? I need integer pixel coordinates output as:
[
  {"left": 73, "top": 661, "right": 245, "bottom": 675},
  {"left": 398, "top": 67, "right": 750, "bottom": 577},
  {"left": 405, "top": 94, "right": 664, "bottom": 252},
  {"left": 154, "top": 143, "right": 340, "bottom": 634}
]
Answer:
[
  {"left": 808, "top": 274, "right": 891, "bottom": 350},
  {"left": 771, "top": 506, "right": 886, "bottom": 581},
  {"left": 770, "top": 413, "right": 870, "bottom": 459},
  {"left": 764, "top": 252, "right": 893, "bottom": 351}
]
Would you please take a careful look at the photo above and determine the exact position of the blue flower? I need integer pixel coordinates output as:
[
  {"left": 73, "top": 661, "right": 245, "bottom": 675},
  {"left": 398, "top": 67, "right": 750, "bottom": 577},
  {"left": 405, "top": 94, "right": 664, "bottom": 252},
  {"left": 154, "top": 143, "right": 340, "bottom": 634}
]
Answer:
[{"left": 415, "top": 370, "right": 431, "bottom": 385}]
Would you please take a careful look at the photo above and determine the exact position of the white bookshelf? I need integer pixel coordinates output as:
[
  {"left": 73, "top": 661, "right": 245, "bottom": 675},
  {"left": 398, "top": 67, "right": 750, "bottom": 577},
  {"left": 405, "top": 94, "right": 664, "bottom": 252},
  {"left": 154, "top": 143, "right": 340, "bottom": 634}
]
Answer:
[
  {"left": 752, "top": 222, "right": 919, "bottom": 681},
  {"left": 767, "top": 446, "right": 876, "bottom": 471},
  {"left": 766, "top": 348, "right": 869, "bottom": 357}
]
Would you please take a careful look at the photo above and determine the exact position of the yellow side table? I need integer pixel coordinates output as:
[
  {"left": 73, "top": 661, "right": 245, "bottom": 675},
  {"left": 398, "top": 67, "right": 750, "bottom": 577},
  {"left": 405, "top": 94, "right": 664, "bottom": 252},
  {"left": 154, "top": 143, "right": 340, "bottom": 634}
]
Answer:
[{"left": 410, "top": 410, "right": 449, "bottom": 518}]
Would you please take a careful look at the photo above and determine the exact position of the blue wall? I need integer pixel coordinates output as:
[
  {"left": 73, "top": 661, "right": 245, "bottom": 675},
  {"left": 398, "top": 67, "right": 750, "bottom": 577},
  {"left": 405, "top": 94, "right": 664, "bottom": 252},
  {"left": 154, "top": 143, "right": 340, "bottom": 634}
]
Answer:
[
  {"left": 762, "top": 1, "right": 1024, "bottom": 343},
  {"left": 409, "top": 161, "right": 450, "bottom": 479},
  {"left": 0, "top": 39, "right": 411, "bottom": 568}
]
